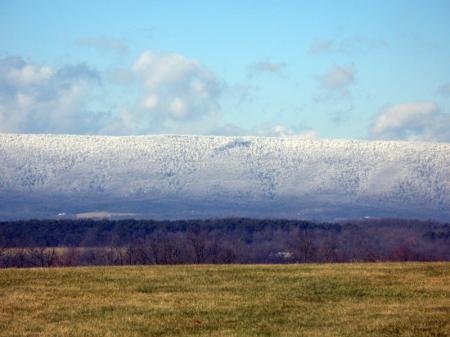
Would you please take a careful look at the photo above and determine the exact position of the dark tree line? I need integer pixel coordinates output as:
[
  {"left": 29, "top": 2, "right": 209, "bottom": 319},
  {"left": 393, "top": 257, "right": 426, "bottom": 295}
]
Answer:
[{"left": 1, "top": 217, "right": 449, "bottom": 268}]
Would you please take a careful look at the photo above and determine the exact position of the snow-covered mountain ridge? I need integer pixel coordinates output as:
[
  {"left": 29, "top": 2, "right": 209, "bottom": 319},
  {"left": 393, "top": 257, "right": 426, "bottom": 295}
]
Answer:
[{"left": 1, "top": 133, "right": 449, "bottom": 220}]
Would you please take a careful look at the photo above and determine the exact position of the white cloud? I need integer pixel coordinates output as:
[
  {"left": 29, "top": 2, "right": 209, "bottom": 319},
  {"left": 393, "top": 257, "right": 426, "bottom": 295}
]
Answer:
[
  {"left": 98, "top": 51, "right": 226, "bottom": 135},
  {"left": 168, "top": 97, "right": 188, "bottom": 119},
  {"left": 0, "top": 56, "right": 106, "bottom": 134},
  {"left": 140, "top": 95, "right": 159, "bottom": 109},
  {"left": 0, "top": 52, "right": 227, "bottom": 136},
  {"left": 1, "top": 52, "right": 328, "bottom": 138},
  {"left": 408, "top": 114, "right": 450, "bottom": 142},
  {"left": 370, "top": 102, "right": 442, "bottom": 141},
  {"left": 129, "top": 50, "right": 223, "bottom": 127},
  {"left": 6, "top": 64, "right": 54, "bottom": 85},
  {"left": 75, "top": 36, "right": 130, "bottom": 57}
]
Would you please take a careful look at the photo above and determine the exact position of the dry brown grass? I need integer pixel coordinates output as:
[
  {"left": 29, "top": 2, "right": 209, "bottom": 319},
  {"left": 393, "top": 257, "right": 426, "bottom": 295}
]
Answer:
[{"left": 1, "top": 263, "right": 449, "bottom": 336}]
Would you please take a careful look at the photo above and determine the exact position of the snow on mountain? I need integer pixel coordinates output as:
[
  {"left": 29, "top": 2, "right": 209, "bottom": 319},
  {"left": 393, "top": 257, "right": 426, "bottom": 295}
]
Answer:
[{"left": 1, "top": 133, "right": 449, "bottom": 221}]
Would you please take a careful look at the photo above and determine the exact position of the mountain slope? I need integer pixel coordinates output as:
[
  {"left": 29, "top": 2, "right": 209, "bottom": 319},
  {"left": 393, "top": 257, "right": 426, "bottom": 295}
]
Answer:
[{"left": 1, "top": 133, "right": 449, "bottom": 220}]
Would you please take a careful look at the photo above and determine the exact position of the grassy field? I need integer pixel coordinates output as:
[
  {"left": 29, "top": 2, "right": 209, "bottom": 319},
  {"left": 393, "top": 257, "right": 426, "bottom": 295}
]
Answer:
[{"left": 1, "top": 263, "right": 449, "bottom": 336}]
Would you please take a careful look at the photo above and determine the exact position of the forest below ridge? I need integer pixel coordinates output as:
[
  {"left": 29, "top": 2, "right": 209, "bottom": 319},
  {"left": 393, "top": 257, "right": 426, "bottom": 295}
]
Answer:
[{"left": 1, "top": 217, "right": 449, "bottom": 268}]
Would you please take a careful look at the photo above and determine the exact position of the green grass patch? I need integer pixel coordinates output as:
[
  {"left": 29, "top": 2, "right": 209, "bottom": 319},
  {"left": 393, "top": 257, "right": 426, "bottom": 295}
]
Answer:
[{"left": 1, "top": 263, "right": 450, "bottom": 336}]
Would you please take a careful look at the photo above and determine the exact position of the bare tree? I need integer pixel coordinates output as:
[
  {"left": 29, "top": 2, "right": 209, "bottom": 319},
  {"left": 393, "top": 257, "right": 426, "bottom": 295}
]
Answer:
[
  {"left": 58, "top": 246, "right": 80, "bottom": 267},
  {"left": 318, "top": 235, "right": 341, "bottom": 263},
  {"left": 286, "top": 229, "right": 317, "bottom": 263},
  {"left": 28, "top": 246, "right": 56, "bottom": 267},
  {"left": 185, "top": 226, "right": 214, "bottom": 264},
  {"left": 0, "top": 238, "right": 13, "bottom": 267},
  {"left": 387, "top": 243, "right": 419, "bottom": 262},
  {"left": 133, "top": 237, "right": 154, "bottom": 265},
  {"left": 124, "top": 242, "right": 140, "bottom": 265},
  {"left": 155, "top": 233, "right": 186, "bottom": 265}
]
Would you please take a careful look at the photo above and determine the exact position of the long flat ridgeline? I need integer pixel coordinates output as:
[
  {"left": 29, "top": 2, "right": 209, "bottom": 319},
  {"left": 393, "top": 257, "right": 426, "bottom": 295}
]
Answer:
[{"left": 1, "top": 262, "right": 449, "bottom": 336}]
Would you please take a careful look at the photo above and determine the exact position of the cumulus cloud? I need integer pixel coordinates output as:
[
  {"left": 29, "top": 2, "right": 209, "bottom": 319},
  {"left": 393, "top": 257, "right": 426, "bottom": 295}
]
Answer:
[
  {"left": 0, "top": 56, "right": 106, "bottom": 134},
  {"left": 99, "top": 51, "right": 225, "bottom": 135},
  {"left": 369, "top": 102, "right": 447, "bottom": 141},
  {"left": 0, "top": 52, "right": 324, "bottom": 138},
  {"left": 130, "top": 50, "right": 223, "bottom": 125},
  {"left": 75, "top": 36, "right": 130, "bottom": 57},
  {"left": 0, "top": 52, "right": 226, "bottom": 136},
  {"left": 409, "top": 114, "right": 450, "bottom": 142},
  {"left": 247, "top": 59, "right": 287, "bottom": 73}
]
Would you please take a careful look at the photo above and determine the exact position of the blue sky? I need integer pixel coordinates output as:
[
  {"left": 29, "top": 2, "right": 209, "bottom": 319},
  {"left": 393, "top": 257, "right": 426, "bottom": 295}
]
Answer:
[{"left": 1, "top": 0, "right": 449, "bottom": 141}]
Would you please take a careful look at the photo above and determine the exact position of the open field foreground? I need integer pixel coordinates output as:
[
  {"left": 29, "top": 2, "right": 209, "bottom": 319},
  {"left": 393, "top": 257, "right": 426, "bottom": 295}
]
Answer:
[{"left": 1, "top": 263, "right": 450, "bottom": 336}]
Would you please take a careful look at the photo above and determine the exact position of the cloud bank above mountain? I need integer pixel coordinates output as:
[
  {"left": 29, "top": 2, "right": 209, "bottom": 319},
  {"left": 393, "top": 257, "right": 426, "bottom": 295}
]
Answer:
[
  {"left": 1, "top": 54, "right": 449, "bottom": 142},
  {"left": 370, "top": 102, "right": 450, "bottom": 142}
]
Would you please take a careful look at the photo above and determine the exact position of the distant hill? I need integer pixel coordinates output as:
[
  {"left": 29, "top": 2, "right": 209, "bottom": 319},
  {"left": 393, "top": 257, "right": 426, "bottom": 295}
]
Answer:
[{"left": 1, "top": 133, "right": 449, "bottom": 221}]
